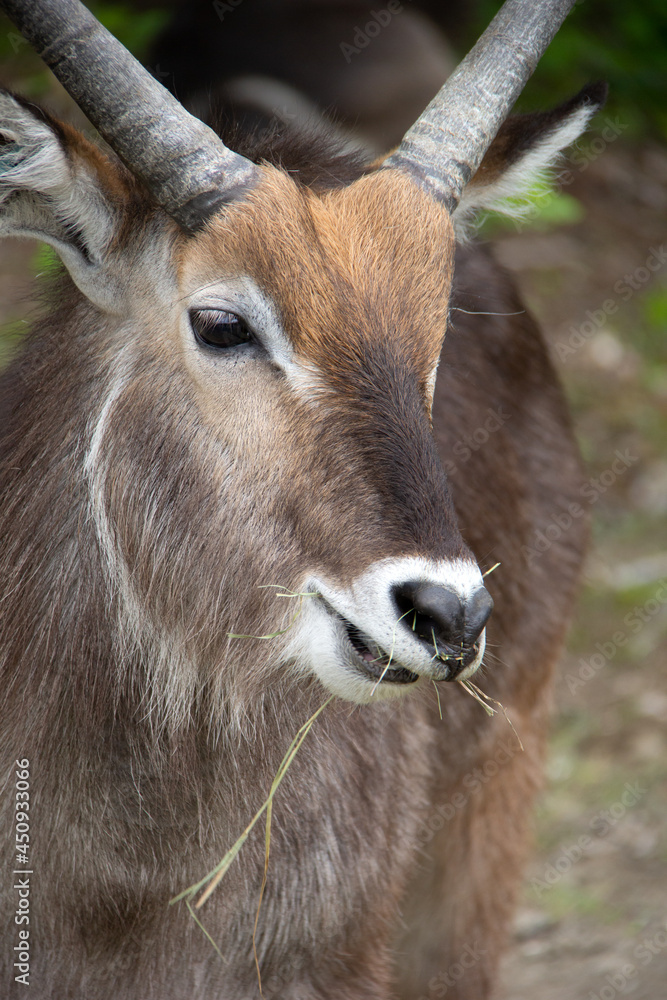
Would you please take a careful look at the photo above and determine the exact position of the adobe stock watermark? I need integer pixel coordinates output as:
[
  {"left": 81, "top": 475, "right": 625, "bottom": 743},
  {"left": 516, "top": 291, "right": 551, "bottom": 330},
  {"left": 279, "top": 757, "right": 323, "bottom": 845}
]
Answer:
[
  {"left": 149, "top": 63, "right": 173, "bottom": 89},
  {"left": 531, "top": 780, "right": 647, "bottom": 898},
  {"left": 522, "top": 448, "right": 638, "bottom": 567},
  {"left": 340, "top": 1, "right": 405, "bottom": 63},
  {"left": 563, "top": 116, "right": 629, "bottom": 177},
  {"left": 212, "top": 0, "right": 244, "bottom": 21},
  {"left": 587, "top": 921, "right": 667, "bottom": 1000},
  {"left": 442, "top": 405, "right": 511, "bottom": 477},
  {"left": 566, "top": 576, "right": 667, "bottom": 694},
  {"left": 503, "top": 115, "right": 628, "bottom": 234},
  {"left": 556, "top": 245, "right": 667, "bottom": 362},
  {"left": 415, "top": 738, "right": 521, "bottom": 849},
  {"left": 12, "top": 759, "right": 32, "bottom": 986},
  {"left": 7, "top": 30, "right": 27, "bottom": 53},
  {"left": 417, "top": 940, "right": 487, "bottom": 999}
]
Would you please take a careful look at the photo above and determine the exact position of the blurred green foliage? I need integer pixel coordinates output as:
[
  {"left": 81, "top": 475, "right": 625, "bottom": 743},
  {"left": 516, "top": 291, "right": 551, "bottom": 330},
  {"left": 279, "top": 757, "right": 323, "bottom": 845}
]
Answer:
[
  {"left": 31, "top": 245, "right": 59, "bottom": 277},
  {"left": 0, "top": 3, "right": 168, "bottom": 97},
  {"left": 86, "top": 3, "right": 169, "bottom": 56},
  {"left": 467, "top": 0, "right": 667, "bottom": 140},
  {"left": 0, "top": 3, "right": 168, "bottom": 59},
  {"left": 642, "top": 286, "right": 667, "bottom": 355},
  {"left": 1, "top": 1, "right": 663, "bottom": 139},
  {"left": 478, "top": 184, "right": 586, "bottom": 238}
]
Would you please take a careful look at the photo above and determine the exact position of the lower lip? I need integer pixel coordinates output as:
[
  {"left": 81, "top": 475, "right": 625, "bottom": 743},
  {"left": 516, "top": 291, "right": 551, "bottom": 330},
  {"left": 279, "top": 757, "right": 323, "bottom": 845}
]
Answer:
[
  {"left": 356, "top": 659, "right": 420, "bottom": 685},
  {"left": 342, "top": 624, "right": 419, "bottom": 685},
  {"left": 330, "top": 606, "right": 479, "bottom": 687}
]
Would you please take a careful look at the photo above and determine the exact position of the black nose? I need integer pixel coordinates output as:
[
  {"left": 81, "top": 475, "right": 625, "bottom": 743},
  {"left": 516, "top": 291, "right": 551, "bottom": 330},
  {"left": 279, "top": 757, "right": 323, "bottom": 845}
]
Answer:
[{"left": 393, "top": 580, "right": 493, "bottom": 667}]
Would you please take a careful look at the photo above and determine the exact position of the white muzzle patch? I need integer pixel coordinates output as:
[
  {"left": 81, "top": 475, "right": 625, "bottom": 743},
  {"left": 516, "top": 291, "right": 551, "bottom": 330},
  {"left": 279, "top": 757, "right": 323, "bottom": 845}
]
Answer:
[{"left": 284, "top": 556, "right": 488, "bottom": 704}]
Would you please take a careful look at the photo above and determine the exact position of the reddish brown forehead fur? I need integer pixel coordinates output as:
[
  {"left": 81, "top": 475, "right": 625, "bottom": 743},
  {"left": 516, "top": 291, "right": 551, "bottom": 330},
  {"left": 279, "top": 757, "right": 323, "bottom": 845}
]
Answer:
[{"left": 184, "top": 167, "right": 455, "bottom": 383}]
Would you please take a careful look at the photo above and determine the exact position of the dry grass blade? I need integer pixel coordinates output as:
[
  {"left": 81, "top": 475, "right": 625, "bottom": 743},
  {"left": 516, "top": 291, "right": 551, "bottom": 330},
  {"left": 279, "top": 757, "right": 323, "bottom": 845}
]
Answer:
[
  {"left": 227, "top": 625, "right": 296, "bottom": 640},
  {"left": 258, "top": 584, "right": 318, "bottom": 598},
  {"left": 184, "top": 897, "right": 225, "bottom": 962},
  {"left": 432, "top": 680, "right": 443, "bottom": 720},
  {"left": 457, "top": 679, "right": 524, "bottom": 751},
  {"left": 458, "top": 678, "right": 495, "bottom": 715},
  {"left": 252, "top": 798, "right": 273, "bottom": 995},
  {"left": 226, "top": 610, "right": 301, "bottom": 641},
  {"left": 369, "top": 608, "right": 413, "bottom": 696},
  {"left": 482, "top": 561, "right": 501, "bottom": 578},
  {"left": 170, "top": 695, "right": 334, "bottom": 988},
  {"left": 227, "top": 586, "right": 316, "bottom": 640}
]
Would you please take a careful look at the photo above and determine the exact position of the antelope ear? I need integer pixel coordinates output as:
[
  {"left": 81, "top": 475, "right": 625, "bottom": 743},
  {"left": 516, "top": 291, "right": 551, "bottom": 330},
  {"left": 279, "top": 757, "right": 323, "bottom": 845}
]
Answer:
[
  {"left": 0, "top": 91, "right": 132, "bottom": 308},
  {"left": 452, "top": 83, "right": 607, "bottom": 236}
]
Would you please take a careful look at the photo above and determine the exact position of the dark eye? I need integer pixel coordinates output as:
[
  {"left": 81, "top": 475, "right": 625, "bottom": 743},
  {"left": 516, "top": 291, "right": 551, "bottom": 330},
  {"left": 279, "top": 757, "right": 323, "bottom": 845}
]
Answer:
[{"left": 190, "top": 309, "right": 253, "bottom": 349}]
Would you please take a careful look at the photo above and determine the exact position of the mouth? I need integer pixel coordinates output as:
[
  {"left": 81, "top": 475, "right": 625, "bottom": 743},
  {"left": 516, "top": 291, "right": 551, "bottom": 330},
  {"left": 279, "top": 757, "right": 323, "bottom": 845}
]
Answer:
[
  {"left": 342, "top": 615, "right": 483, "bottom": 685},
  {"left": 314, "top": 589, "right": 485, "bottom": 695},
  {"left": 432, "top": 641, "right": 482, "bottom": 675},
  {"left": 342, "top": 620, "right": 420, "bottom": 685},
  {"left": 300, "top": 562, "right": 488, "bottom": 703}
]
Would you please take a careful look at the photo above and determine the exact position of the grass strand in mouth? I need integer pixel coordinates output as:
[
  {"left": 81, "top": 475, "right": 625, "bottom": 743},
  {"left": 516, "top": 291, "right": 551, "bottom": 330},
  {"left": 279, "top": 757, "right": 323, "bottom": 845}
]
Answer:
[
  {"left": 171, "top": 696, "right": 335, "bottom": 993},
  {"left": 433, "top": 680, "right": 443, "bottom": 720},
  {"left": 227, "top": 584, "right": 316, "bottom": 640},
  {"left": 174, "top": 583, "right": 328, "bottom": 992},
  {"left": 457, "top": 679, "right": 524, "bottom": 751},
  {"left": 258, "top": 584, "right": 319, "bottom": 598},
  {"left": 369, "top": 608, "right": 413, "bottom": 695}
]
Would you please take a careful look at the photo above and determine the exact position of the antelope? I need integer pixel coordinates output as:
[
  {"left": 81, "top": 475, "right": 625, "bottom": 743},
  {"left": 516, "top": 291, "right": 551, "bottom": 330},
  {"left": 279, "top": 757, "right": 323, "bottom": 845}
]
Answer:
[{"left": 0, "top": 0, "right": 603, "bottom": 997}]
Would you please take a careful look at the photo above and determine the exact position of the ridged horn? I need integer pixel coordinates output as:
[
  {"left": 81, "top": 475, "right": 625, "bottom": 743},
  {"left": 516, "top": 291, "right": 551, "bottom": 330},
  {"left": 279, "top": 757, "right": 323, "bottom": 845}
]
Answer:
[
  {"left": 0, "top": 0, "right": 260, "bottom": 233},
  {"left": 384, "top": 0, "right": 577, "bottom": 211}
]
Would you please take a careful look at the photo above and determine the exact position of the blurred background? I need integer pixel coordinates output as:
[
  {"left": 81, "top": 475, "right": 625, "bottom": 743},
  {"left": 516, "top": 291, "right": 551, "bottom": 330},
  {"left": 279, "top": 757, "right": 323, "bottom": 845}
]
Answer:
[{"left": 0, "top": 2, "right": 665, "bottom": 996}]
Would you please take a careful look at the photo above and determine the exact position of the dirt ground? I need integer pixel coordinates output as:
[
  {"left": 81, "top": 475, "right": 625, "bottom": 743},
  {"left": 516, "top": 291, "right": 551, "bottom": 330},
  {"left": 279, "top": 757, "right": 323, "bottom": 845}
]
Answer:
[{"left": 0, "top": 125, "right": 665, "bottom": 997}]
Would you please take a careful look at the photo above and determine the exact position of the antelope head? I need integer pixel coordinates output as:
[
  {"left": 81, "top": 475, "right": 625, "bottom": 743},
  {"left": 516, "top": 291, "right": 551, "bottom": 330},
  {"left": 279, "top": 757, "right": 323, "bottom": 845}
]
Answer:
[{"left": 0, "top": 0, "right": 603, "bottom": 713}]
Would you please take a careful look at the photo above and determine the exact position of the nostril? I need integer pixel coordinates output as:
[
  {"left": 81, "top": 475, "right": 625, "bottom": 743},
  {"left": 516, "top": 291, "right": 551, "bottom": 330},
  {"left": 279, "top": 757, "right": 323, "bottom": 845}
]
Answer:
[
  {"left": 393, "top": 580, "right": 493, "bottom": 653},
  {"left": 393, "top": 580, "right": 465, "bottom": 647},
  {"left": 464, "top": 587, "right": 494, "bottom": 644}
]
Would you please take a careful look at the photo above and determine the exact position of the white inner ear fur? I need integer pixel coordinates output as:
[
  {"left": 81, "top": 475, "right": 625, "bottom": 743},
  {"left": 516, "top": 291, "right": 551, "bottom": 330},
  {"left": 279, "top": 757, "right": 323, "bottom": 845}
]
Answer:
[
  {"left": 452, "top": 103, "right": 597, "bottom": 238},
  {"left": 0, "top": 94, "right": 114, "bottom": 278}
]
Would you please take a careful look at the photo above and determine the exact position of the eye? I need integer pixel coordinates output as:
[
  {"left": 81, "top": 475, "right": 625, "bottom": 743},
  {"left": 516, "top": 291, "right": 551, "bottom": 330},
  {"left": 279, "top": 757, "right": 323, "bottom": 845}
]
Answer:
[{"left": 190, "top": 308, "right": 253, "bottom": 349}]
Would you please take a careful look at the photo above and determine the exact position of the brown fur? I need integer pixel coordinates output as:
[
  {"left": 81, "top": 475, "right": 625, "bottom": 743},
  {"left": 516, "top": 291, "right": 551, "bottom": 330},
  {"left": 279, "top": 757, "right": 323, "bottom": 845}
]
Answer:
[{"left": 0, "top": 97, "right": 588, "bottom": 1000}]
